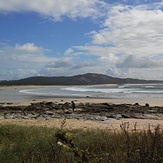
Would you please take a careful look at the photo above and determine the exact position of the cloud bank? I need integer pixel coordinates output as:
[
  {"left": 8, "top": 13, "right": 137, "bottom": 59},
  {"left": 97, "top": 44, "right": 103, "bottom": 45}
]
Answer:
[
  {"left": 0, "top": 0, "right": 106, "bottom": 20},
  {"left": 1, "top": 0, "right": 163, "bottom": 80},
  {"left": 0, "top": 43, "right": 53, "bottom": 80},
  {"left": 68, "top": 2, "right": 163, "bottom": 79}
]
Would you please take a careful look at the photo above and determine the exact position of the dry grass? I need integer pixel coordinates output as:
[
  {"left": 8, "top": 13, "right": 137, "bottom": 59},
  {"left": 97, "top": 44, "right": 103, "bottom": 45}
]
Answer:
[{"left": 0, "top": 122, "right": 162, "bottom": 163}]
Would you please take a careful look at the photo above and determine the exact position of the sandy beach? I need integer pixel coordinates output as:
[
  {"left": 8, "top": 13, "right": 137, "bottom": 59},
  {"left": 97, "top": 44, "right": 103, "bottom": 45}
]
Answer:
[{"left": 0, "top": 85, "right": 163, "bottom": 130}]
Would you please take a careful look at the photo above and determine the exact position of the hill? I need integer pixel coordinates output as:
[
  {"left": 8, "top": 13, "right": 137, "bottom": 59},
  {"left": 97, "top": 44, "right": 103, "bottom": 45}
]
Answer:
[{"left": 0, "top": 73, "right": 162, "bottom": 85}]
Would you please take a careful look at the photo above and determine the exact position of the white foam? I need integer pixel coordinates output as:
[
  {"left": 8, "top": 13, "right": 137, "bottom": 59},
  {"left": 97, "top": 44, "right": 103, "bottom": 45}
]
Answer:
[{"left": 19, "top": 84, "right": 163, "bottom": 99}]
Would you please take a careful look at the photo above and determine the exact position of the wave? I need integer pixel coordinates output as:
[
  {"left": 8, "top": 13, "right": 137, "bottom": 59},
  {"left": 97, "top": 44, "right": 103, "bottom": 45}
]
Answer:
[
  {"left": 19, "top": 88, "right": 89, "bottom": 97},
  {"left": 61, "top": 86, "right": 134, "bottom": 94},
  {"left": 19, "top": 84, "right": 163, "bottom": 100}
]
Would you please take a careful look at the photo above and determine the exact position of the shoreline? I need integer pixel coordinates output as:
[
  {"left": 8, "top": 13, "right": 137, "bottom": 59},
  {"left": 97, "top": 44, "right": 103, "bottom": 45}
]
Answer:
[
  {"left": 1, "top": 95, "right": 163, "bottom": 107},
  {"left": 1, "top": 85, "right": 163, "bottom": 106},
  {"left": 0, "top": 84, "right": 118, "bottom": 89},
  {"left": 0, "top": 87, "right": 163, "bottom": 130},
  {"left": 7, "top": 98, "right": 163, "bottom": 107}
]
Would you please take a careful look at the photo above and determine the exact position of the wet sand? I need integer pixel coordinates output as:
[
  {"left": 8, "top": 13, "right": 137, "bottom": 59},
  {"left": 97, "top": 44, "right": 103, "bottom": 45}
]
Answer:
[{"left": 2, "top": 96, "right": 163, "bottom": 108}]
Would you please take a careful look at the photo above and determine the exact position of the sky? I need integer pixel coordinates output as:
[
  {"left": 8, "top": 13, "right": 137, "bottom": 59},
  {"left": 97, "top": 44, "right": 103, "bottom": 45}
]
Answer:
[{"left": 0, "top": 0, "right": 163, "bottom": 80}]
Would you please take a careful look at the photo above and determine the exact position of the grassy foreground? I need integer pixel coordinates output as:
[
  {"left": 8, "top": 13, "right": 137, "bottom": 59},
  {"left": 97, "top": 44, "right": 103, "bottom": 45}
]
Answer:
[{"left": 0, "top": 122, "right": 162, "bottom": 163}]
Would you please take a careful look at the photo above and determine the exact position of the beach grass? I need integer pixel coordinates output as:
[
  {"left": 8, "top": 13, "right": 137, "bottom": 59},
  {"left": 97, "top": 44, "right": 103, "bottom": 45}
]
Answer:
[{"left": 0, "top": 123, "right": 162, "bottom": 163}]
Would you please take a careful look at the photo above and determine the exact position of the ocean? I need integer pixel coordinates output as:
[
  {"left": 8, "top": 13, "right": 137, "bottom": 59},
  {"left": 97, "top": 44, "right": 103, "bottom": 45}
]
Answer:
[{"left": 1, "top": 84, "right": 163, "bottom": 103}]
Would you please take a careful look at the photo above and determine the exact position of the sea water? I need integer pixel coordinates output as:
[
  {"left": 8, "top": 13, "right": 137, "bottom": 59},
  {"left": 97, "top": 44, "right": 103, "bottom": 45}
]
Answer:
[
  {"left": 1, "top": 84, "right": 163, "bottom": 102},
  {"left": 19, "top": 84, "right": 163, "bottom": 100}
]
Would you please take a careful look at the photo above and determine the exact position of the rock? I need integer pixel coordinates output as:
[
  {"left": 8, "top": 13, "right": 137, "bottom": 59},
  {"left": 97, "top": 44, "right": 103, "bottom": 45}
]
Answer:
[
  {"left": 14, "top": 115, "right": 22, "bottom": 119},
  {"left": 46, "top": 102, "right": 53, "bottom": 105},
  {"left": 0, "top": 115, "right": 4, "bottom": 119},
  {"left": 22, "top": 116, "right": 29, "bottom": 119},
  {"left": 106, "top": 115, "right": 114, "bottom": 118},
  {"left": 37, "top": 116, "right": 46, "bottom": 120},
  {"left": 0, "top": 101, "right": 162, "bottom": 121},
  {"left": 99, "top": 116, "right": 107, "bottom": 121},
  {"left": 121, "top": 114, "right": 131, "bottom": 118},
  {"left": 95, "top": 116, "right": 107, "bottom": 121},
  {"left": 114, "top": 114, "right": 122, "bottom": 120},
  {"left": 65, "top": 111, "right": 72, "bottom": 114},
  {"left": 147, "top": 110, "right": 157, "bottom": 113},
  {"left": 6, "top": 102, "right": 13, "bottom": 105},
  {"left": 145, "top": 103, "right": 149, "bottom": 107},
  {"left": 143, "top": 114, "right": 157, "bottom": 119},
  {"left": 45, "top": 111, "right": 53, "bottom": 115},
  {"left": 31, "top": 114, "right": 39, "bottom": 119}
]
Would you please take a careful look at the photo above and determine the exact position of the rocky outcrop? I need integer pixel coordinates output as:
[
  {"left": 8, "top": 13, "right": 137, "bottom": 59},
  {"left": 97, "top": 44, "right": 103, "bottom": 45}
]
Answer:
[{"left": 0, "top": 101, "right": 162, "bottom": 121}]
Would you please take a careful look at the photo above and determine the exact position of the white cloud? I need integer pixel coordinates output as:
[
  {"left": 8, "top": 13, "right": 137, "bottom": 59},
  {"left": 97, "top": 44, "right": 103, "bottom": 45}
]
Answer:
[
  {"left": 90, "top": 3, "right": 163, "bottom": 56},
  {"left": 0, "top": 43, "right": 54, "bottom": 80},
  {"left": 0, "top": 0, "right": 106, "bottom": 20},
  {"left": 66, "top": 2, "right": 163, "bottom": 79},
  {"left": 106, "top": 67, "right": 163, "bottom": 80},
  {"left": 64, "top": 48, "right": 74, "bottom": 55},
  {"left": 71, "top": 61, "right": 96, "bottom": 69},
  {"left": 0, "top": 68, "right": 39, "bottom": 80},
  {"left": 15, "top": 43, "right": 42, "bottom": 53},
  {"left": 1, "top": 43, "right": 52, "bottom": 63},
  {"left": 99, "top": 53, "right": 119, "bottom": 63},
  {"left": 116, "top": 55, "right": 163, "bottom": 68},
  {"left": 106, "top": 67, "right": 131, "bottom": 78},
  {"left": 45, "top": 58, "right": 72, "bottom": 68},
  {"left": 1, "top": 2, "right": 163, "bottom": 80},
  {"left": 40, "top": 59, "right": 106, "bottom": 77}
]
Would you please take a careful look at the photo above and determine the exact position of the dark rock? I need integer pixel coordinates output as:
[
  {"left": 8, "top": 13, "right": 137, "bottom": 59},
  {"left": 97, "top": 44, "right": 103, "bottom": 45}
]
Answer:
[
  {"left": 65, "top": 111, "right": 72, "bottom": 114},
  {"left": 45, "top": 111, "right": 53, "bottom": 115},
  {"left": 145, "top": 103, "right": 149, "bottom": 107},
  {"left": 106, "top": 114, "right": 114, "bottom": 118},
  {"left": 6, "top": 102, "right": 13, "bottom": 105},
  {"left": 0, "top": 101, "right": 162, "bottom": 121},
  {"left": 46, "top": 102, "right": 53, "bottom": 105},
  {"left": 0, "top": 102, "right": 6, "bottom": 105},
  {"left": 122, "top": 114, "right": 131, "bottom": 118}
]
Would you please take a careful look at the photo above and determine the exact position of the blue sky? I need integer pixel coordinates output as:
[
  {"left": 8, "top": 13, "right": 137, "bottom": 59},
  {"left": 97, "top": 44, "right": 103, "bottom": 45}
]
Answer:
[{"left": 0, "top": 0, "right": 163, "bottom": 80}]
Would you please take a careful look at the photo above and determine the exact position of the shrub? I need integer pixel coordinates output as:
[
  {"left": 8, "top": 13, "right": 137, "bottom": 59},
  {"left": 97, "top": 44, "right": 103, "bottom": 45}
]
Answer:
[{"left": 0, "top": 123, "right": 162, "bottom": 163}]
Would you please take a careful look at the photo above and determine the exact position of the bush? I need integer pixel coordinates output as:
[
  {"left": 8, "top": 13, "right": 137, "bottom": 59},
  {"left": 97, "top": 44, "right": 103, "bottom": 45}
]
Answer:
[{"left": 0, "top": 123, "right": 162, "bottom": 163}]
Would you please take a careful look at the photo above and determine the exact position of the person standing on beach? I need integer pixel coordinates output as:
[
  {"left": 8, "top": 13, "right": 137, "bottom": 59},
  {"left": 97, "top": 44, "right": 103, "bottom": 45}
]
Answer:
[{"left": 71, "top": 101, "right": 76, "bottom": 112}]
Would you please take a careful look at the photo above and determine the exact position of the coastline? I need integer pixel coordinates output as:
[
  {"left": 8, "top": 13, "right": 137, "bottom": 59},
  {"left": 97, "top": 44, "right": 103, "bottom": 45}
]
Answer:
[
  {"left": 1, "top": 85, "right": 163, "bottom": 106},
  {"left": 3, "top": 97, "right": 163, "bottom": 107},
  {"left": 0, "top": 85, "right": 65, "bottom": 90},
  {"left": 0, "top": 85, "right": 163, "bottom": 130}
]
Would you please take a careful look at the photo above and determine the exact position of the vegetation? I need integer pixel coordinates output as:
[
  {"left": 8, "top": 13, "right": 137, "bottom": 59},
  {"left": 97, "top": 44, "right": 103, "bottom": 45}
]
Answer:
[
  {"left": 0, "top": 73, "right": 162, "bottom": 85},
  {"left": 0, "top": 122, "right": 163, "bottom": 163}
]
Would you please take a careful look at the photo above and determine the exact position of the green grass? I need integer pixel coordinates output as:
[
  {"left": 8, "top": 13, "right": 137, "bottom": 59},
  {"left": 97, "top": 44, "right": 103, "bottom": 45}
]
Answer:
[{"left": 0, "top": 123, "right": 162, "bottom": 163}]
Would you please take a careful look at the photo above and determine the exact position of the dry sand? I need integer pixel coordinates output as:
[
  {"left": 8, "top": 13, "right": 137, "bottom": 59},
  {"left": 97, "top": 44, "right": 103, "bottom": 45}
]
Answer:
[{"left": 0, "top": 118, "right": 162, "bottom": 131}]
